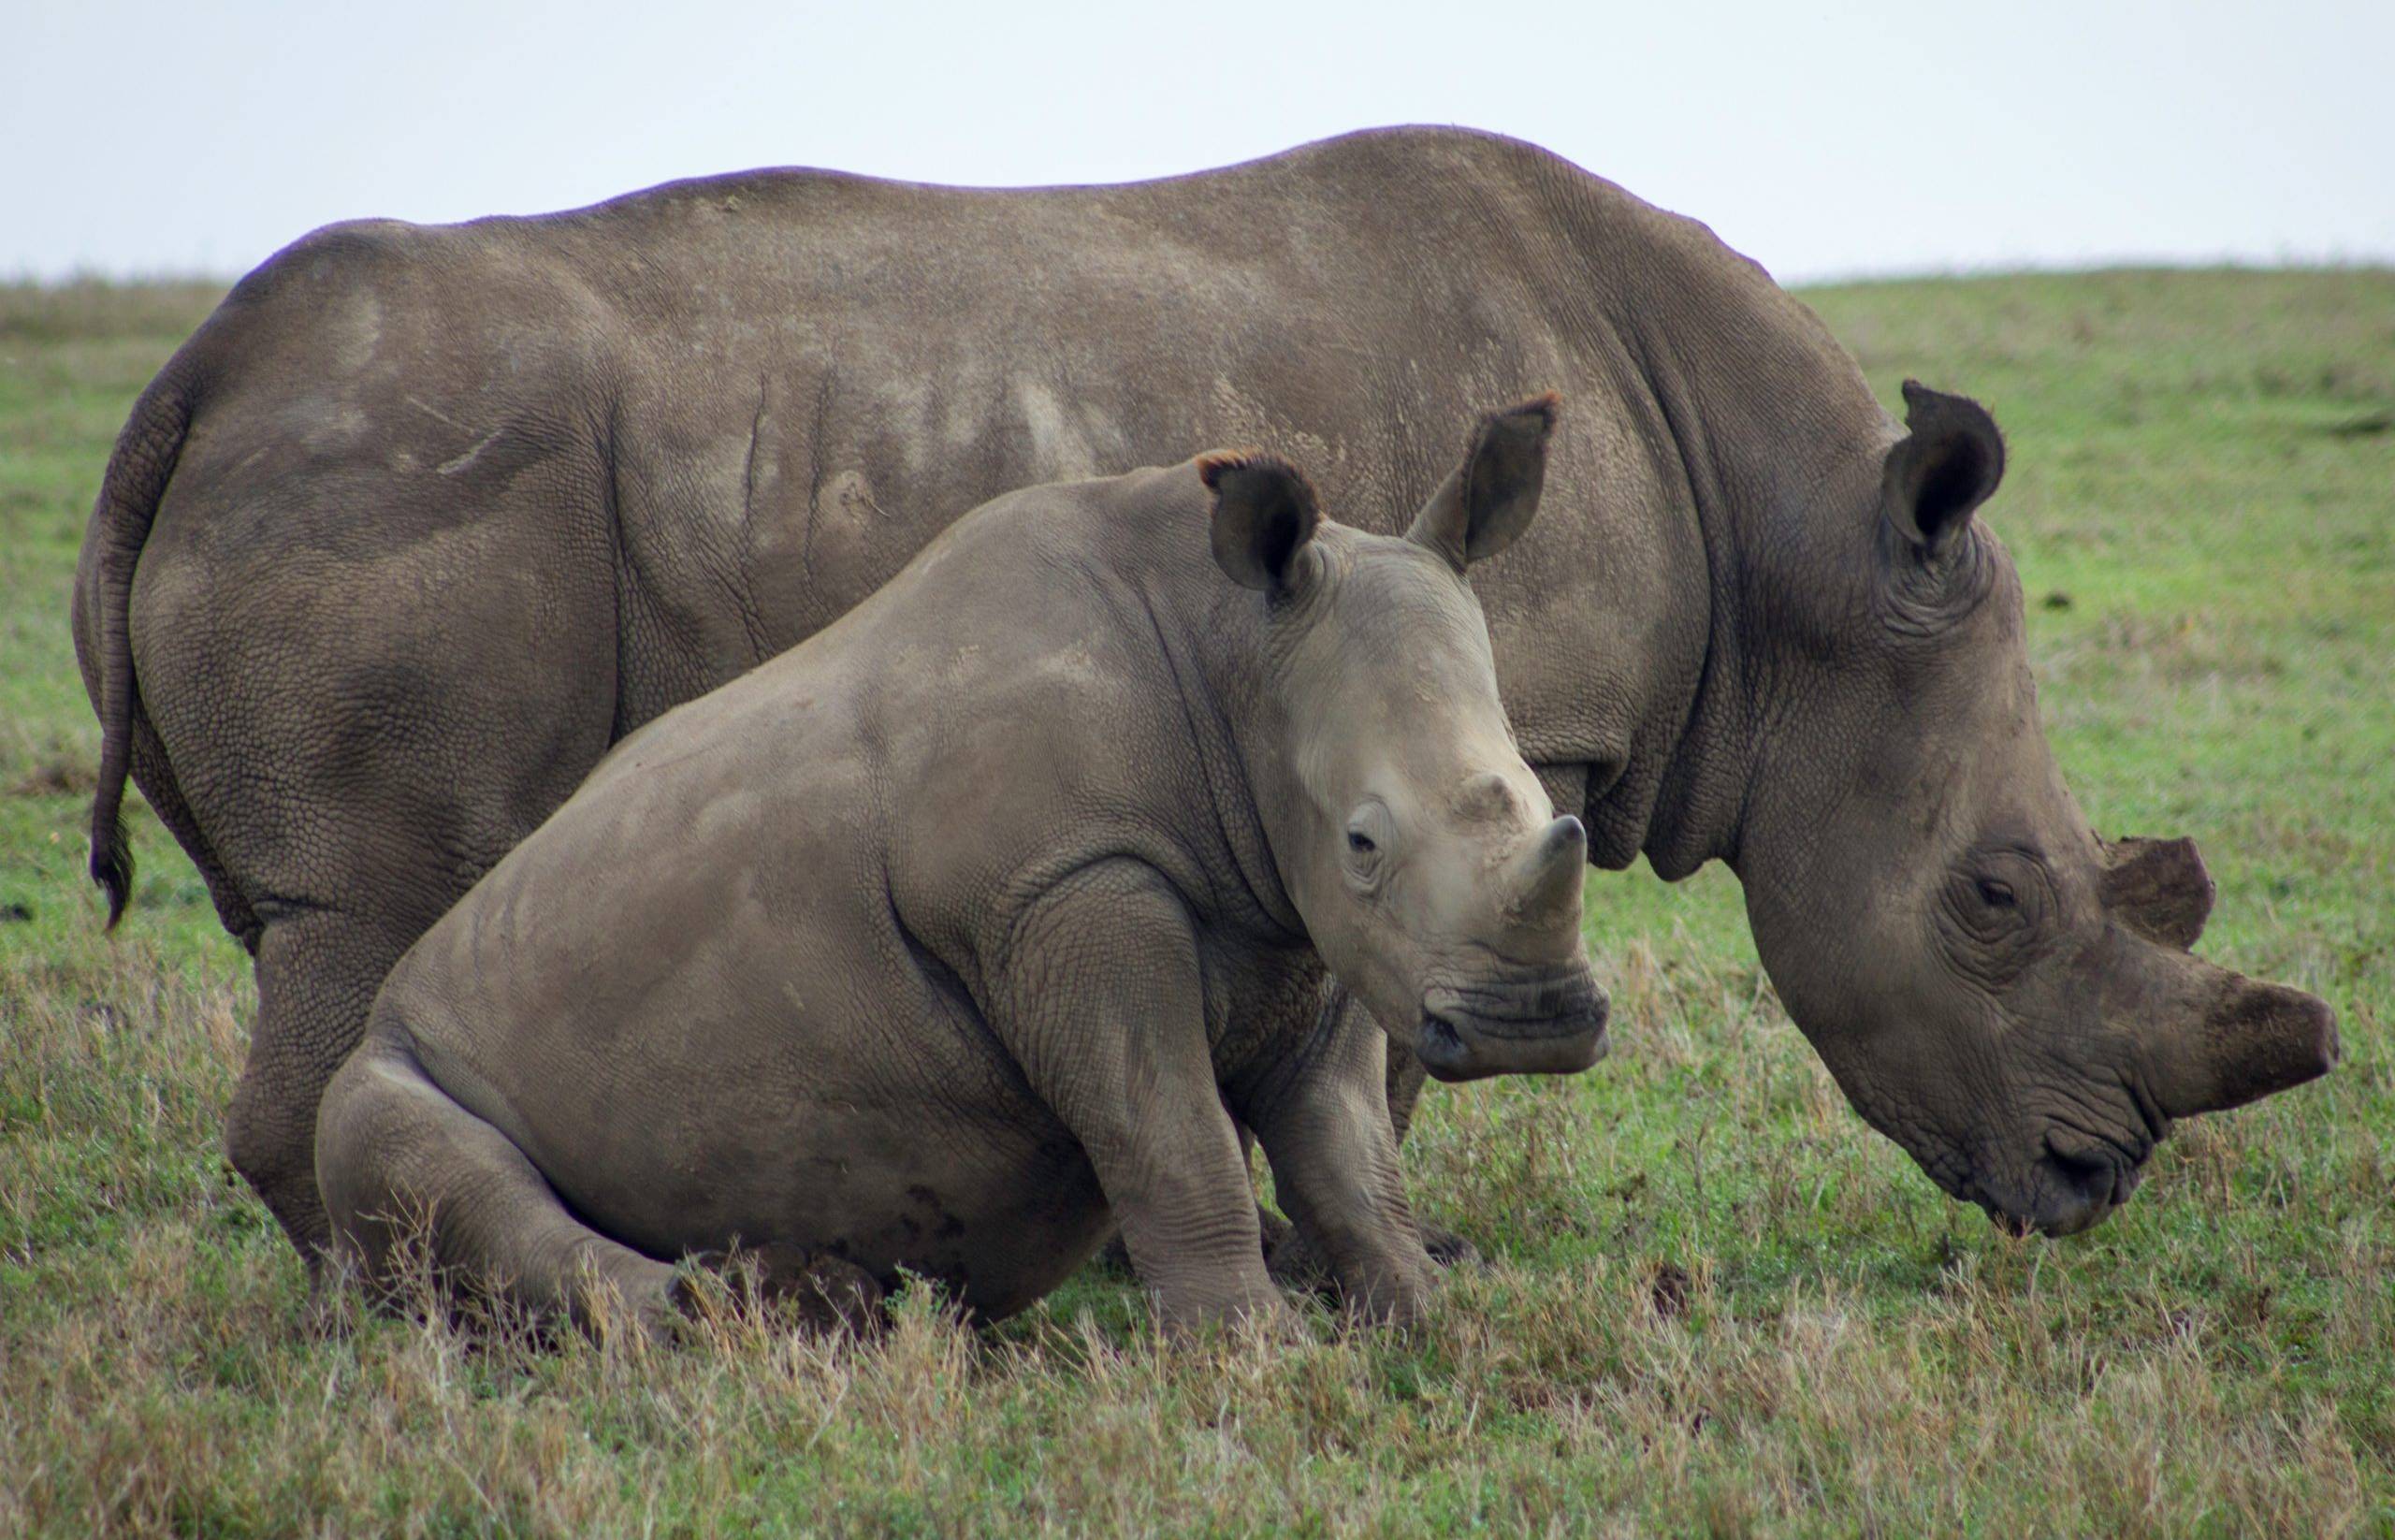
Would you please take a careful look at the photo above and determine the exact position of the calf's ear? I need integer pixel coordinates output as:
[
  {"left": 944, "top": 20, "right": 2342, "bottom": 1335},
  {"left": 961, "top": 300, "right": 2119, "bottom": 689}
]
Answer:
[
  {"left": 1881, "top": 380, "right": 2004, "bottom": 559},
  {"left": 1408, "top": 394, "right": 1560, "bottom": 571},
  {"left": 1200, "top": 450, "right": 1321, "bottom": 593}
]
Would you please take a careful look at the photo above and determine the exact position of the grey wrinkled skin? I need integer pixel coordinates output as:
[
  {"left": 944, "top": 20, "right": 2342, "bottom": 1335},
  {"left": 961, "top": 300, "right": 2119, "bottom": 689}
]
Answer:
[
  {"left": 314, "top": 413, "right": 1606, "bottom": 1335},
  {"left": 78, "top": 126, "right": 2335, "bottom": 1266}
]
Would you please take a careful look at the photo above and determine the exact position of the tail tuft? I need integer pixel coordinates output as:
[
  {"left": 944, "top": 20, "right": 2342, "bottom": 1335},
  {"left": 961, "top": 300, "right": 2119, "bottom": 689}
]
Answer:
[{"left": 91, "top": 810, "right": 134, "bottom": 929}]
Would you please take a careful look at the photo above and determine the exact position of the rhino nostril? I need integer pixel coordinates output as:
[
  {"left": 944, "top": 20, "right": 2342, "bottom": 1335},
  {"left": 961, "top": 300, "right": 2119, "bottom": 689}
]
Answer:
[
  {"left": 2051, "top": 1149, "right": 2110, "bottom": 1198},
  {"left": 2038, "top": 1136, "right": 2128, "bottom": 1228}
]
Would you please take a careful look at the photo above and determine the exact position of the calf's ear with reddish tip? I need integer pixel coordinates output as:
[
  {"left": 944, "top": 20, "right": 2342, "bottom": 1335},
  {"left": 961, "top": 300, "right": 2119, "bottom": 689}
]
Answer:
[
  {"left": 1201, "top": 450, "right": 1321, "bottom": 594},
  {"left": 1407, "top": 394, "right": 1560, "bottom": 571},
  {"left": 1882, "top": 380, "right": 2005, "bottom": 559}
]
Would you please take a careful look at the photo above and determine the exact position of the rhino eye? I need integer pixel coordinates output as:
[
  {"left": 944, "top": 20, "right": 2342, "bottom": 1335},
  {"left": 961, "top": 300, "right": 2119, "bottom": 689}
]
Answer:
[
  {"left": 1343, "top": 803, "right": 1395, "bottom": 891},
  {"left": 1938, "top": 853, "right": 2051, "bottom": 977}
]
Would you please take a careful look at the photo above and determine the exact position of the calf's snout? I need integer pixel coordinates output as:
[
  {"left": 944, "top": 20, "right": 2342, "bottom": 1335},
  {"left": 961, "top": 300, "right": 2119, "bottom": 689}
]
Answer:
[{"left": 1415, "top": 968, "right": 1610, "bottom": 1082}]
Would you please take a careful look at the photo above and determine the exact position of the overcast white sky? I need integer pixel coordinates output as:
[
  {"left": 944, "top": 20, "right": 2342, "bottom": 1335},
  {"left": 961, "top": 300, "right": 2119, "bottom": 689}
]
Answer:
[{"left": 5, "top": 0, "right": 2389, "bottom": 285}]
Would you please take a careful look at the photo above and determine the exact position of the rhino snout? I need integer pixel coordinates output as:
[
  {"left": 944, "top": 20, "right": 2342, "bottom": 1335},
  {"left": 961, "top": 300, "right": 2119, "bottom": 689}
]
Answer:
[
  {"left": 1415, "top": 969, "right": 1609, "bottom": 1082},
  {"left": 1967, "top": 1129, "right": 2153, "bottom": 1239}
]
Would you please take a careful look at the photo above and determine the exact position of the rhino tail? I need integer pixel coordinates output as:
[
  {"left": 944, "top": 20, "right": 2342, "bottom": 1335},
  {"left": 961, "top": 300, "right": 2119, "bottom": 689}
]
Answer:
[{"left": 83, "top": 369, "right": 195, "bottom": 929}]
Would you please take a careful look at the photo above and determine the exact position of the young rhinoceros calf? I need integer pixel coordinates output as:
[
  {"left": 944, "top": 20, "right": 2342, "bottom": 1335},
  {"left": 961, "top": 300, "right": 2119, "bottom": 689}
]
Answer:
[{"left": 315, "top": 398, "right": 1607, "bottom": 1335}]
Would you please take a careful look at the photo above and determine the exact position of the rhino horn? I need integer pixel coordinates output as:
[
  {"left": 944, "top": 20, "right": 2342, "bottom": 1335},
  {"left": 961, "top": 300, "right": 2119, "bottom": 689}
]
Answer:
[
  {"left": 2101, "top": 835, "right": 2215, "bottom": 950},
  {"left": 1506, "top": 815, "right": 1588, "bottom": 927},
  {"left": 2147, "top": 966, "right": 2340, "bottom": 1118}
]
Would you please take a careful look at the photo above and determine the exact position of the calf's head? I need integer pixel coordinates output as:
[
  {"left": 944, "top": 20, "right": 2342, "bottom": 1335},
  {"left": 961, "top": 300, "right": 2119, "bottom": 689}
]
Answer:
[
  {"left": 1200, "top": 398, "right": 1607, "bottom": 1082},
  {"left": 1742, "top": 381, "right": 2338, "bottom": 1235}
]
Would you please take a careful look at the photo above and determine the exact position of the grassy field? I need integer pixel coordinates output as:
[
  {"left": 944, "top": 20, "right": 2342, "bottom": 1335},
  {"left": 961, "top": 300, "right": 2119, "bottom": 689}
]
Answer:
[{"left": 2, "top": 269, "right": 2389, "bottom": 1536}]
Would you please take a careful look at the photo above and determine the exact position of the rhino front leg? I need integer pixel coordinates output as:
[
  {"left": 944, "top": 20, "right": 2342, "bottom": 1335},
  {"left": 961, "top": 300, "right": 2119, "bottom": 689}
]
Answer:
[
  {"left": 1383, "top": 1009, "right": 1430, "bottom": 1142},
  {"left": 1309, "top": 981, "right": 1477, "bottom": 1271},
  {"left": 1236, "top": 1009, "right": 1438, "bottom": 1326},
  {"left": 992, "top": 862, "right": 1291, "bottom": 1336}
]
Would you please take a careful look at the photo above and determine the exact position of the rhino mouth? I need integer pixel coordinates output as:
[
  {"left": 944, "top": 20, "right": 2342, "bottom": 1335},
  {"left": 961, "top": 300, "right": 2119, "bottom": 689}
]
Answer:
[
  {"left": 1415, "top": 972, "right": 1610, "bottom": 1082},
  {"left": 1967, "top": 1128, "right": 2155, "bottom": 1238}
]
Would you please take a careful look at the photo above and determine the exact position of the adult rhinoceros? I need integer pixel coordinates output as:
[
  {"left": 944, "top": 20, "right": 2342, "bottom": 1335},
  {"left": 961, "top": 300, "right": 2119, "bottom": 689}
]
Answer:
[{"left": 76, "top": 126, "right": 2333, "bottom": 1275}]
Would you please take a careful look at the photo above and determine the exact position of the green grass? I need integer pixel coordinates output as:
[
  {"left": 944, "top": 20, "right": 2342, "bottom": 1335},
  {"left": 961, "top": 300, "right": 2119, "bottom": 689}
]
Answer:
[{"left": 3, "top": 269, "right": 2390, "bottom": 1536}]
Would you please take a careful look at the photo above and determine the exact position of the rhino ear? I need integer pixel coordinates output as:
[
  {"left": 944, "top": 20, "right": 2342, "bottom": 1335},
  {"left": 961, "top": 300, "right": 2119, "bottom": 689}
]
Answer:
[
  {"left": 2101, "top": 835, "right": 2215, "bottom": 951},
  {"left": 1881, "top": 381, "right": 2004, "bottom": 559},
  {"left": 1199, "top": 450, "right": 1321, "bottom": 593},
  {"left": 1407, "top": 394, "right": 1560, "bottom": 572}
]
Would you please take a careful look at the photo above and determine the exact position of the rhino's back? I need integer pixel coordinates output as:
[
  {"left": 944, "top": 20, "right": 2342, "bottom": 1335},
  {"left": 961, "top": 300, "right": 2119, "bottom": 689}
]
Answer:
[
  {"left": 145, "top": 124, "right": 1709, "bottom": 730},
  {"left": 493, "top": 126, "right": 1666, "bottom": 713},
  {"left": 119, "top": 125, "right": 1756, "bottom": 933}
]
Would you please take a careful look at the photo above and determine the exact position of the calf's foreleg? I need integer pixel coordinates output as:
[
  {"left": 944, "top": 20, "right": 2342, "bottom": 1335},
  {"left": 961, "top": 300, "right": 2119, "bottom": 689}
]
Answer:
[
  {"left": 990, "top": 861, "right": 1291, "bottom": 1336},
  {"left": 1234, "top": 1010, "right": 1438, "bottom": 1326}
]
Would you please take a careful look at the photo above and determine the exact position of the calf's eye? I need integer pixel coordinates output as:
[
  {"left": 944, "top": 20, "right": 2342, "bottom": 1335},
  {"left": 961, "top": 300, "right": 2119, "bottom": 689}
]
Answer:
[
  {"left": 1342, "top": 802, "right": 1395, "bottom": 883},
  {"left": 1976, "top": 879, "right": 2016, "bottom": 908}
]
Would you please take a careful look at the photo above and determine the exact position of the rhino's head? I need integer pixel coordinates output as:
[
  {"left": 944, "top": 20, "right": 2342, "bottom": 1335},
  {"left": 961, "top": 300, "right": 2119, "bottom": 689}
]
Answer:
[
  {"left": 1201, "top": 398, "right": 1608, "bottom": 1082},
  {"left": 1740, "top": 381, "right": 2338, "bottom": 1236}
]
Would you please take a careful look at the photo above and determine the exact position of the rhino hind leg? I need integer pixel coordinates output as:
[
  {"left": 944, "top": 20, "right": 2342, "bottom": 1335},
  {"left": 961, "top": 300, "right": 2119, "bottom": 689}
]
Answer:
[
  {"left": 231, "top": 911, "right": 416, "bottom": 1282},
  {"left": 123, "top": 441, "right": 619, "bottom": 1277},
  {"left": 315, "top": 1026, "right": 677, "bottom": 1338}
]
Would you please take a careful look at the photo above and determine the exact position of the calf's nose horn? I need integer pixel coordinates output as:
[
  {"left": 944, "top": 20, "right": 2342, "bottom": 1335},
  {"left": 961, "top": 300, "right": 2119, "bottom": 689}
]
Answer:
[{"left": 1512, "top": 815, "right": 1588, "bottom": 923}]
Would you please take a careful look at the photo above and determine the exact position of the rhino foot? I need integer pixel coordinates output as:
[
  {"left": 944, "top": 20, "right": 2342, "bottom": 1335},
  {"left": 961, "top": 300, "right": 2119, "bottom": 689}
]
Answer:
[
  {"left": 675, "top": 1243, "right": 886, "bottom": 1337},
  {"left": 1421, "top": 1226, "right": 1482, "bottom": 1271},
  {"left": 1096, "top": 1203, "right": 1295, "bottom": 1276},
  {"left": 1263, "top": 1223, "right": 1332, "bottom": 1294},
  {"left": 1255, "top": 1221, "right": 1474, "bottom": 1293},
  {"left": 1267, "top": 1220, "right": 1478, "bottom": 1294}
]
